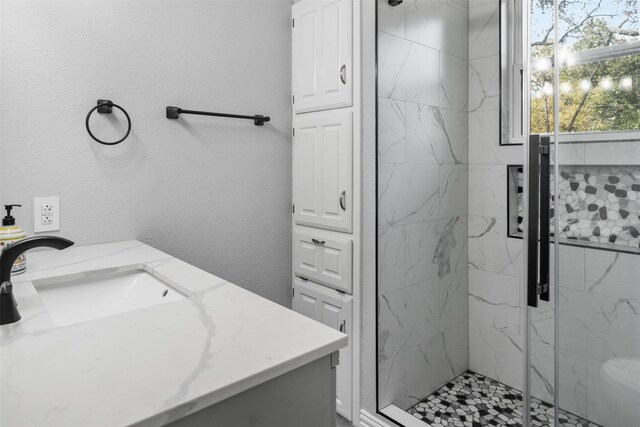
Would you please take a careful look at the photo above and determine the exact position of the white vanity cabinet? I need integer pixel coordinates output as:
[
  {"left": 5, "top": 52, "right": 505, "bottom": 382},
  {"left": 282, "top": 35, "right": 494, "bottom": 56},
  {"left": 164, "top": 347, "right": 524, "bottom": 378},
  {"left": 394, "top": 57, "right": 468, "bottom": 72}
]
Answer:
[
  {"left": 292, "top": 0, "right": 352, "bottom": 113},
  {"left": 293, "top": 277, "right": 352, "bottom": 419},
  {"left": 293, "top": 110, "right": 352, "bottom": 233}
]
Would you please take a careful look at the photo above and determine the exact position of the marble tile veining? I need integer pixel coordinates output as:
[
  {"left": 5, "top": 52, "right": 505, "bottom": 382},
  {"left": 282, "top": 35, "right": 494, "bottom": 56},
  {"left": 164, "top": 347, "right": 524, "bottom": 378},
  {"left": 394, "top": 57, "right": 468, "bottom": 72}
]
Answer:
[
  {"left": 469, "top": 55, "right": 500, "bottom": 112},
  {"left": 440, "top": 165, "right": 469, "bottom": 219},
  {"left": 405, "top": 323, "right": 469, "bottom": 409},
  {"left": 468, "top": 268, "right": 521, "bottom": 335},
  {"left": 468, "top": 110, "right": 523, "bottom": 165},
  {"left": 378, "top": 31, "right": 440, "bottom": 105},
  {"left": 469, "top": 164, "right": 507, "bottom": 218},
  {"left": 468, "top": 216, "right": 523, "bottom": 277},
  {"left": 406, "top": 103, "right": 468, "bottom": 165},
  {"left": 405, "top": 0, "right": 468, "bottom": 59},
  {"left": 378, "top": 163, "right": 440, "bottom": 227},
  {"left": 378, "top": 98, "right": 406, "bottom": 164},
  {"left": 377, "top": 0, "right": 469, "bottom": 411},
  {"left": 469, "top": 320, "right": 524, "bottom": 391},
  {"left": 468, "top": 0, "right": 499, "bottom": 60},
  {"left": 378, "top": 278, "right": 440, "bottom": 361},
  {"left": 440, "top": 52, "right": 468, "bottom": 111}
]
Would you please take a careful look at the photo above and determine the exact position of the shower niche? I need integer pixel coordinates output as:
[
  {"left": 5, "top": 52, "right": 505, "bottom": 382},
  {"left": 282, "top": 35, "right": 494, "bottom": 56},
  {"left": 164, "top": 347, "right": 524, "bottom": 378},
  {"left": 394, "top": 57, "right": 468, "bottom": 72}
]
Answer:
[{"left": 507, "top": 163, "right": 640, "bottom": 254}]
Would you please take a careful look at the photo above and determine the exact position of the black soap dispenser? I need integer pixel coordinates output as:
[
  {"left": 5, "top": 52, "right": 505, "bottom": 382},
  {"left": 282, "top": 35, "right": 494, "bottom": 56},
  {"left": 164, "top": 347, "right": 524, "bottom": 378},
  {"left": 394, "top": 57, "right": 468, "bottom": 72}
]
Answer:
[{"left": 1, "top": 205, "right": 27, "bottom": 275}]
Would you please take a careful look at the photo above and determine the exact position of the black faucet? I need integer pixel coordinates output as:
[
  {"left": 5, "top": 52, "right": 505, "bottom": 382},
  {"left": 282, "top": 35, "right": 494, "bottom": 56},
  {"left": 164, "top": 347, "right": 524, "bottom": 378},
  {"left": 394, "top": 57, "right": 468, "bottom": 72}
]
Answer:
[{"left": 0, "top": 236, "right": 74, "bottom": 325}]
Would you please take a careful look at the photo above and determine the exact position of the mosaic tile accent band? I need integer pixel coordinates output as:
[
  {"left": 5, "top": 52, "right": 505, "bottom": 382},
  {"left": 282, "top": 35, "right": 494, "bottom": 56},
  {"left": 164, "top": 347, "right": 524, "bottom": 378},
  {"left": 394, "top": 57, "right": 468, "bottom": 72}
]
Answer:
[
  {"left": 407, "top": 371, "right": 601, "bottom": 427},
  {"left": 512, "top": 165, "right": 640, "bottom": 252}
]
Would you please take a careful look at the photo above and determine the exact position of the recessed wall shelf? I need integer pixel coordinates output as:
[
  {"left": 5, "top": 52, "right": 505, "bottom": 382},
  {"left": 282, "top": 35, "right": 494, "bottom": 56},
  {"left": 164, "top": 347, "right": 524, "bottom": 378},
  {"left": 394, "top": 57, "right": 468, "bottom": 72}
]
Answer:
[{"left": 507, "top": 164, "right": 640, "bottom": 255}]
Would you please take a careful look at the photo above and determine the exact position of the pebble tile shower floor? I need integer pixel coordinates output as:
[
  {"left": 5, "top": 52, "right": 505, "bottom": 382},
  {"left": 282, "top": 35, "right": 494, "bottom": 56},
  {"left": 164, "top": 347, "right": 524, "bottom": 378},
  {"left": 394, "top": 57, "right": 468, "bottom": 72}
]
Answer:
[{"left": 407, "top": 371, "right": 600, "bottom": 427}]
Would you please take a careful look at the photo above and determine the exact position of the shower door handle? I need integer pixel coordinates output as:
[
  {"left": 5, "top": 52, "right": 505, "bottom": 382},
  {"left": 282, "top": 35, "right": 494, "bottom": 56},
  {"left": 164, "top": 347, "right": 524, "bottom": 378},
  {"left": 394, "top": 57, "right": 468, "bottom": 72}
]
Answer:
[
  {"left": 527, "top": 134, "right": 551, "bottom": 308},
  {"left": 538, "top": 137, "right": 550, "bottom": 302}
]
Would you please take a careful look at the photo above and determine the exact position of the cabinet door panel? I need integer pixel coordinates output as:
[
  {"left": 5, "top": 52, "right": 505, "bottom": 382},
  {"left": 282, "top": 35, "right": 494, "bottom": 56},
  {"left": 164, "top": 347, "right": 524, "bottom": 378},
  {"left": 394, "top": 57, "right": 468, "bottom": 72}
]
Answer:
[
  {"left": 294, "top": 122, "right": 320, "bottom": 226},
  {"left": 293, "top": 119, "right": 322, "bottom": 223},
  {"left": 291, "top": 279, "right": 352, "bottom": 419},
  {"left": 335, "top": 297, "right": 352, "bottom": 418},
  {"left": 321, "top": 120, "right": 350, "bottom": 229},
  {"left": 322, "top": 125, "right": 342, "bottom": 219},
  {"left": 318, "top": 298, "right": 341, "bottom": 330},
  {"left": 292, "top": 0, "right": 351, "bottom": 113},
  {"left": 293, "top": 110, "right": 352, "bottom": 233},
  {"left": 321, "top": 1, "right": 341, "bottom": 97},
  {"left": 295, "top": 7, "right": 319, "bottom": 104},
  {"left": 292, "top": 281, "right": 320, "bottom": 320}
]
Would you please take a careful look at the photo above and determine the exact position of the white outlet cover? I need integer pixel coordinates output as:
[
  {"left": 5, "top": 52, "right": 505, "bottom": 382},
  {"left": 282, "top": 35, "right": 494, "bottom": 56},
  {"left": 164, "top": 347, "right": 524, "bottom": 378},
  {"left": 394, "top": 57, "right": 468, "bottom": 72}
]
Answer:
[{"left": 34, "top": 197, "right": 60, "bottom": 232}]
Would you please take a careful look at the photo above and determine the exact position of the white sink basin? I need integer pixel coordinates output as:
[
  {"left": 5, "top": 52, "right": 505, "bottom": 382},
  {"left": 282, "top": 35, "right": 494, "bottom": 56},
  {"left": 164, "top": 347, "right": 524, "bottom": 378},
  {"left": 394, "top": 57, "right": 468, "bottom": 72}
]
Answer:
[{"left": 32, "top": 267, "right": 189, "bottom": 326}]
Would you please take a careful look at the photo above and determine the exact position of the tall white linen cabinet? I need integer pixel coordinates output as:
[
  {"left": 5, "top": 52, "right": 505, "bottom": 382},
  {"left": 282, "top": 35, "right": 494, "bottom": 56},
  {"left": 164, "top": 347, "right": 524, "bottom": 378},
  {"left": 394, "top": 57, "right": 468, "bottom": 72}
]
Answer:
[{"left": 291, "top": 0, "right": 361, "bottom": 422}]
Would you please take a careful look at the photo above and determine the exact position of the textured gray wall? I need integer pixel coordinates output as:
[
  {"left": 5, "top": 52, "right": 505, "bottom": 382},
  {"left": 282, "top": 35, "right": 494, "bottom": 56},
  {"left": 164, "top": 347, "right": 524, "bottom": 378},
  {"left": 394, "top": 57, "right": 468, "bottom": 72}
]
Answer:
[{"left": 0, "top": 0, "right": 292, "bottom": 307}]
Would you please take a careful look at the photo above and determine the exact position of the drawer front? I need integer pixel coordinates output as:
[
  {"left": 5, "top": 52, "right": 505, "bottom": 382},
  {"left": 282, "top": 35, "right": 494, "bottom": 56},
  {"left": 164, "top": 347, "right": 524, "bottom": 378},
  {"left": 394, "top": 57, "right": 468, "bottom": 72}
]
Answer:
[{"left": 294, "top": 230, "right": 352, "bottom": 293}]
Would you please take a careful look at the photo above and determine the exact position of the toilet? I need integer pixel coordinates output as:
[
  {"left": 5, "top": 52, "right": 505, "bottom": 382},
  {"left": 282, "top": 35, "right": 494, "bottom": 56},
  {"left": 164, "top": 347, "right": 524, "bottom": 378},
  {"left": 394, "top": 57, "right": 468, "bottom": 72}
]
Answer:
[{"left": 600, "top": 358, "right": 640, "bottom": 427}]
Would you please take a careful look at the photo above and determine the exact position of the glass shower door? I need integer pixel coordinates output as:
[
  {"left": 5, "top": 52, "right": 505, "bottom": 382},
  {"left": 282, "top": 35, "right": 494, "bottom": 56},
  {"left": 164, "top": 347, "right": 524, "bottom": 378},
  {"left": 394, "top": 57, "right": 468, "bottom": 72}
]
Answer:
[{"left": 524, "top": 0, "right": 639, "bottom": 425}]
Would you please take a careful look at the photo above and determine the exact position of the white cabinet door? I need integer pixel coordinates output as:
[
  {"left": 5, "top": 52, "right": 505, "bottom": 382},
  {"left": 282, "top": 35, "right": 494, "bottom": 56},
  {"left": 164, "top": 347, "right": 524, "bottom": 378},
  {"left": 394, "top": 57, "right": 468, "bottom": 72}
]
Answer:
[
  {"left": 292, "top": 278, "right": 352, "bottom": 419},
  {"left": 292, "top": 0, "right": 352, "bottom": 113},
  {"left": 294, "top": 229, "right": 352, "bottom": 293},
  {"left": 325, "top": 296, "right": 351, "bottom": 419},
  {"left": 293, "top": 110, "right": 352, "bottom": 233}
]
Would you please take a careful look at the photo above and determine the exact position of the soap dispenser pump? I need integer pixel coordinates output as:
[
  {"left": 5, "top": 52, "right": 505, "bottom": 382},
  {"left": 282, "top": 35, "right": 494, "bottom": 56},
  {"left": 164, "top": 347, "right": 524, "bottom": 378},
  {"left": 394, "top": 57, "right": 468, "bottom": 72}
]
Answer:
[{"left": 0, "top": 205, "right": 27, "bottom": 275}]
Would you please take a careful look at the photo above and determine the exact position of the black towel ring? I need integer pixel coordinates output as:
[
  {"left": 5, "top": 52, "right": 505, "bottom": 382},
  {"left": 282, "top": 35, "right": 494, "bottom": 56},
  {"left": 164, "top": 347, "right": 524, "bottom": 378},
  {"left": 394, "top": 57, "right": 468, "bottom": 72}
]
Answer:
[{"left": 85, "top": 99, "right": 131, "bottom": 145}]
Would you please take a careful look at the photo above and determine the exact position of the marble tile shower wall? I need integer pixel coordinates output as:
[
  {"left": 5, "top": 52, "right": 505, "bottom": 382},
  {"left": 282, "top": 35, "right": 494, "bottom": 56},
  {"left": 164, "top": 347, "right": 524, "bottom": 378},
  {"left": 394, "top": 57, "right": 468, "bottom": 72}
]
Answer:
[
  {"left": 466, "top": 2, "right": 640, "bottom": 425},
  {"left": 377, "top": 0, "right": 470, "bottom": 411},
  {"left": 466, "top": 0, "right": 526, "bottom": 397},
  {"left": 528, "top": 245, "right": 640, "bottom": 424}
]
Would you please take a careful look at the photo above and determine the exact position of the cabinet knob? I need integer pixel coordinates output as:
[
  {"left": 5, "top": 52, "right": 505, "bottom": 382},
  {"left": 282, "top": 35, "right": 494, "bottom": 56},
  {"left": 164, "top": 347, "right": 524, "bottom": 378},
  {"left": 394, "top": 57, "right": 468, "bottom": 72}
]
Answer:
[
  {"left": 311, "top": 238, "right": 326, "bottom": 246},
  {"left": 339, "top": 190, "right": 347, "bottom": 211},
  {"left": 339, "top": 320, "right": 346, "bottom": 333},
  {"left": 340, "top": 64, "right": 347, "bottom": 84}
]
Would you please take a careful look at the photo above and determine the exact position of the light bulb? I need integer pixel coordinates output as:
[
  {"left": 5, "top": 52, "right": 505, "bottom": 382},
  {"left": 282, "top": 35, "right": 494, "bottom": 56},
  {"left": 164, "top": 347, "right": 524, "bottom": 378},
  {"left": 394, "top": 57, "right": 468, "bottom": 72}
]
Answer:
[
  {"left": 580, "top": 79, "right": 592, "bottom": 92},
  {"left": 558, "top": 48, "right": 576, "bottom": 66},
  {"left": 619, "top": 76, "right": 633, "bottom": 90},
  {"left": 534, "top": 58, "right": 552, "bottom": 72},
  {"left": 599, "top": 77, "right": 613, "bottom": 90},
  {"left": 560, "top": 82, "right": 572, "bottom": 93}
]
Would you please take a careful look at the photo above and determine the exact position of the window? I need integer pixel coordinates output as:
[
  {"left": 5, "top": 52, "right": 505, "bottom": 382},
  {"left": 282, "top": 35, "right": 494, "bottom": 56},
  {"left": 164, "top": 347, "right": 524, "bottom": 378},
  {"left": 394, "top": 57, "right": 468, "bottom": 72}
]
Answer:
[{"left": 501, "top": 0, "right": 639, "bottom": 144}]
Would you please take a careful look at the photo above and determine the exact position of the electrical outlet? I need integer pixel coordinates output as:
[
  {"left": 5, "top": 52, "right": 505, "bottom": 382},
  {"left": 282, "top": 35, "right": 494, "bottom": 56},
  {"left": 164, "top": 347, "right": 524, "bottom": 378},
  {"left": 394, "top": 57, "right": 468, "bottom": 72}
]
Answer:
[{"left": 34, "top": 197, "right": 60, "bottom": 232}]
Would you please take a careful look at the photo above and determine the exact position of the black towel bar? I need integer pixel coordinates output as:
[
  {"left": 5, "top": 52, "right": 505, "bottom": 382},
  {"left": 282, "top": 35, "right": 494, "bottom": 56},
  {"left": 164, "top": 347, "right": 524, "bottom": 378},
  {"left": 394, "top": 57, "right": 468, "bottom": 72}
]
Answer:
[{"left": 166, "top": 106, "right": 270, "bottom": 126}]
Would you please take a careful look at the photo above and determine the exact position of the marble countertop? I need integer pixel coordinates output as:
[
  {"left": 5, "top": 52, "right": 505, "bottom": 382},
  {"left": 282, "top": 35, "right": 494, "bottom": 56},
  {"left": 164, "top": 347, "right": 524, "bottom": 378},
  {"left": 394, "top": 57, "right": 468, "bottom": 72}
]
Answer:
[{"left": 0, "top": 240, "right": 347, "bottom": 427}]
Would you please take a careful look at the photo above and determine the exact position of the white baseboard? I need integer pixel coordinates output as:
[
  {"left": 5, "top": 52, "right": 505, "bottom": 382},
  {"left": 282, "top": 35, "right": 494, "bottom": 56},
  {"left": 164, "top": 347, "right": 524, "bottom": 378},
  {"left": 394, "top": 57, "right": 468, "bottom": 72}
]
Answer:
[{"left": 359, "top": 409, "right": 396, "bottom": 427}]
